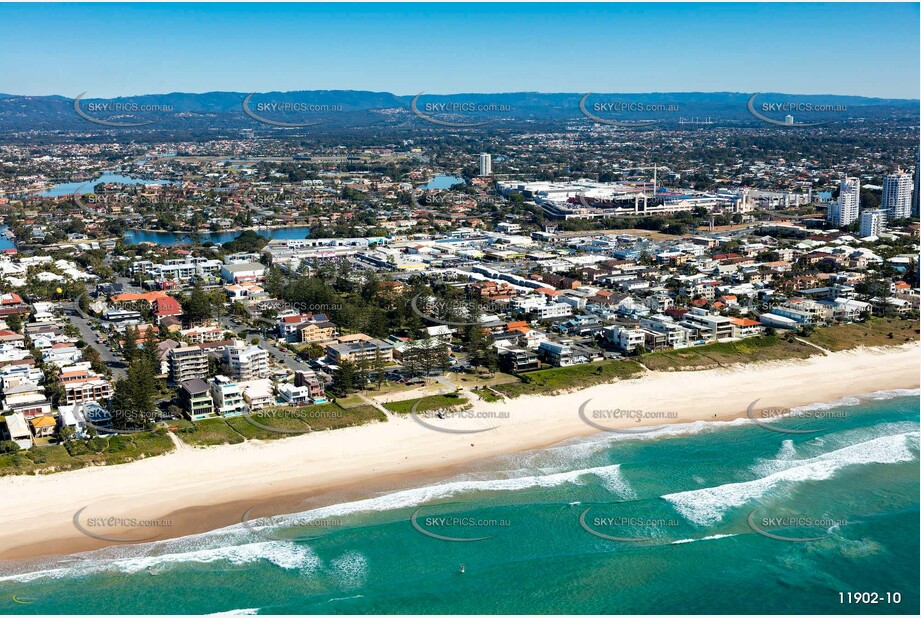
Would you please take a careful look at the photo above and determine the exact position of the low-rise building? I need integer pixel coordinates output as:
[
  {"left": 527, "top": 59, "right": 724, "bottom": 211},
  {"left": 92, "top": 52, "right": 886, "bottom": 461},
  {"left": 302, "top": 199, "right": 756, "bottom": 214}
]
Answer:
[
  {"left": 326, "top": 338, "right": 394, "bottom": 365},
  {"left": 179, "top": 378, "right": 215, "bottom": 421}
]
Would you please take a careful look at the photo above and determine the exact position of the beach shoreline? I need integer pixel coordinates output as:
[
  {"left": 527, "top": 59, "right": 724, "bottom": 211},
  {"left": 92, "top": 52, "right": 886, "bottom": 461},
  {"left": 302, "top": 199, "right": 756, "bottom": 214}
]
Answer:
[{"left": 1, "top": 344, "right": 917, "bottom": 563}]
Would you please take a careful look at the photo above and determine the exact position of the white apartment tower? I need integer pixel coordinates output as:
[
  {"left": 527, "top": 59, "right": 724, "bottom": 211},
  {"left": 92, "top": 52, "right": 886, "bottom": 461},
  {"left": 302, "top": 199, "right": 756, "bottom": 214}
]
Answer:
[
  {"left": 827, "top": 177, "right": 860, "bottom": 227},
  {"left": 881, "top": 169, "right": 914, "bottom": 220},
  {"left": 859, "top": 209, "right": 886, "bottom": 238},
  {"left": 479, "top": 153, "right": 492, "bottom": 177}
]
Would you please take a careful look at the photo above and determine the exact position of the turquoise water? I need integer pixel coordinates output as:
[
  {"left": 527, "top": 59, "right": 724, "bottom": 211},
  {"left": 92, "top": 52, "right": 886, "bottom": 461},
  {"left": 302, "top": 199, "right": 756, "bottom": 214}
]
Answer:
[
  {"left": 424, "top": 175, "right": 466, "bottom": 189},
  {"left": 39, "top": 174, "right": 175, "bottom": 197},
  {"left": 124, "top": 226, "right": 312, "bottom": 246},
  {"left": 0, "top": 226, "right": 16, "bottom": 251},
  {"left": 1, "top": 391, "right": 918, "bottom": 614}
]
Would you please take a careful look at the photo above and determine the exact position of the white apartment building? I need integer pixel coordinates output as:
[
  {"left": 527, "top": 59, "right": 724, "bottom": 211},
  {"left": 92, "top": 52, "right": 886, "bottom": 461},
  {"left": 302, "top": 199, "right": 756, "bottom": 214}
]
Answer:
[
  {"left": 534, "top": 302, "right": 573, "bottom": 320},
  {"left": 827, "top": 177, "right": 860, "bottom": 227},
  {"left": 603, "top": 324, "right": 646, "bottom": 352},
  {"left": 151, "top": 257, "right": 223, "bottom": 283},
  {"left": 881, "top": 170, "right": 914, "bottom": 219},
  {"left": 859, "top": 209, "right": 887, "bottom": 238},
  {"left": 479, "top": 153, "right": 492, "bottom": 176},
  {"left": 209, "top": 375, "right": 246, "bottom": 417},
  {"left": 225, "top": 342, "right": 270, "bottom": 381},
  {"left": 679, "top": 308, "right": 735, "bottom": 341}
]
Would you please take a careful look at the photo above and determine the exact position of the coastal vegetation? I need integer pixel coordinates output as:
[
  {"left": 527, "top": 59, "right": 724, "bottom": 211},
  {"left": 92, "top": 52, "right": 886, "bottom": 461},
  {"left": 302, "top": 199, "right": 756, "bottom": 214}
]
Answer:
[
  {"left": 493, "top": 360, "right": 645, "bottom": 398},
  {"left": 0, "top": 427, "right": 174, "bottom": 476},
  {"left": 638, "top": 335, "right": 819, "bottom": 371},
  {"left": 174, "top": 402, "right": 386, "bottom": 446},
  {"left": 806, "top": 317, "right": 920, "bottom": 352}
]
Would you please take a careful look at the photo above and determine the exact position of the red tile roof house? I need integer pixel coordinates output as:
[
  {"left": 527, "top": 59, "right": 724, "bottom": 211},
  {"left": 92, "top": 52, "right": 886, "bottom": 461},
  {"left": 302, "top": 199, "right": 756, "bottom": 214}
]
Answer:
[
  {"left": 153, "top": 297, "right": 183, "bottom": 324},
  {"left": 0, "top": 293, "right": 30, "bottom": 317}
]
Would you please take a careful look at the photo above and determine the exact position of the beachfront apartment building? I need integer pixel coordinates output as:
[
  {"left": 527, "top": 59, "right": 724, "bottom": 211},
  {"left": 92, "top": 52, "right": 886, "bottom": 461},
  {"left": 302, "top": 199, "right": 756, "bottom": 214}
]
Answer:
[
  {"left": 603, "top": 324, "right": 646, "bottom": 353},
  {"left": 325, "top": 338, "right": 394, "bottom": 365},
  {"left": 537, "top": 340, "right": 589, "bottom": 367},
  {"left": 209, "top": 375, "right": 246, "bottom": 417},
  {"left": 278, "top": 382, "right": 313, "bottom": 405},
  {"left": 294, "top": 369, "right": 327, "bottom": 402},
  {"left": 179, "top": 378, "right": 215, "bottom": 421},
  {"left": 729, "top": 317, "right": 765, "bottom": 338},
  {"left": 225, "top": 342, "right": 270, "bottom": 381},
  {"left": 639, "top": 315, "right": 690, "bottom": 349},
  {"left": 772, "top": 299, "right": 831, "bottom": 325},
  {"left": 678, "top": 308, "right": 735, "bottom": 342},
  {"left": 168, "top": 345, "right": 208, "bottom": 384},
  {"left": 238, "top": 378, "right": 274, "bottom": 411},
  {"left": 2, "top": 384, "right": 52, "bottom": 419}
]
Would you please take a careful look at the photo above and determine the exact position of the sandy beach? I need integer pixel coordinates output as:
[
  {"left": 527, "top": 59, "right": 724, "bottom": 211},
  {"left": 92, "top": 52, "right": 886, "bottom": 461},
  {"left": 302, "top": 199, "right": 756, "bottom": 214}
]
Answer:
[{"left": 1, "top": 344, "right": 917, "bottom": 562}]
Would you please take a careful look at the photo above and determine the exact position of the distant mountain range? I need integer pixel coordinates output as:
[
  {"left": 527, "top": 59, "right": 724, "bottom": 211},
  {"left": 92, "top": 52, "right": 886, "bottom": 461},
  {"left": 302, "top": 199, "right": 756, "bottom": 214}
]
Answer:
[{"left": 1, "top": 90, "right": 916, "bottom": 133}]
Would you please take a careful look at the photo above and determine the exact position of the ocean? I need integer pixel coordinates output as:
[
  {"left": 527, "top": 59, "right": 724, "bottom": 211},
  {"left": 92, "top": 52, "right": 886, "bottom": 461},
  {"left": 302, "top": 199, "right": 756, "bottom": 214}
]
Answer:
[{"left": 1, "top": 390, "right": 918, "bottom": 615}]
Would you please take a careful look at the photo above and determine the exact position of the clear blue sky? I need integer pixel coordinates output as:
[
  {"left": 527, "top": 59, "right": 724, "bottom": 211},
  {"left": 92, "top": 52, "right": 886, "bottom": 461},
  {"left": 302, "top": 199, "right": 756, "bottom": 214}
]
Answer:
[{"left": 1, "top": 2, "right": 918, "bottom": 98}]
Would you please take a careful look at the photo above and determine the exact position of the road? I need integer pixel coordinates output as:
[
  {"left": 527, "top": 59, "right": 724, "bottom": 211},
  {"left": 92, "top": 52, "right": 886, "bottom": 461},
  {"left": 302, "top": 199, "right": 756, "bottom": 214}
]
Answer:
[
  {"left": 218, "top": 316, "right": 311, "bottom": 372},
  {"left": 66, "top": 298, "right": 128, "bottom": 379}
]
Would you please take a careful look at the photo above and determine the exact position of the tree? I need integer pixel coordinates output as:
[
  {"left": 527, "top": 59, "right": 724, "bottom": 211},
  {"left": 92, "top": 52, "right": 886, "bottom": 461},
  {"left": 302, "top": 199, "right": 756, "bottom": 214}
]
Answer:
[
  {"left": 142, "top": 327, "right": 159, "bottom": 369},
  {"left": 122, "top": 326, "right": 139, "bottom": 362},
  {"left": 0, "top": 440, "right": 21, "bottom": 454},
  {"left": 434, "top": 340, "right": 453, "bottom": 375},
  {"left": 465, "top": 301, "right": 486, "bottom": 368},
  {"left": 482, "top": 345, "right": 499, "bottom": 375},
  {"left": 6, "top": 313, "right": 22, "bottom": 333},
  {"left": 331, "top": 359, "right": 357, "bottom": 395},
  {"left": 372, "top": 348, "right": 385, "bottom": 390},
  {"left": 110, "top": 358, "right": 158, "bottom": 430},
  {"left": 184, "top": 281, "right": 213, "bottom": 324}
]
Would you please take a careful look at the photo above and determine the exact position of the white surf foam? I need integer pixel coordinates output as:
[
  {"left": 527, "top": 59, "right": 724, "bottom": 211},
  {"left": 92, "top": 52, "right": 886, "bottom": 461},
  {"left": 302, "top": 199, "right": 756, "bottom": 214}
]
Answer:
[
  {"left": 670, "top": 533, "right": 739, "bottom": 545},
  {"left": 0, "top": 541, "right": 320, "bottom": 583},
  {"left": 265, "top": 463, "right": 634, "bottom": 525},
  {"left": 664, "top": 431, "right": 918, "bottom": 526}
]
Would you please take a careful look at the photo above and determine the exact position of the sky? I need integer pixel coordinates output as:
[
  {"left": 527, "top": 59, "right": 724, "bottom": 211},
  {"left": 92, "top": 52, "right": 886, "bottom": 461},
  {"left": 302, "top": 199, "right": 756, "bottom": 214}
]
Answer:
[{"left": 1, "top": 2, "right": 918, "bottom": 99}]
